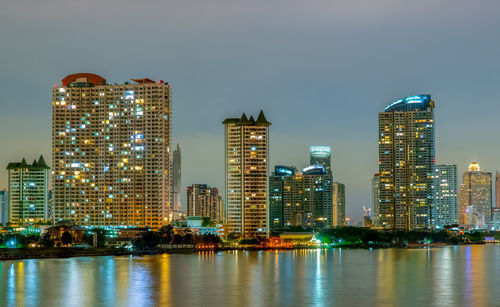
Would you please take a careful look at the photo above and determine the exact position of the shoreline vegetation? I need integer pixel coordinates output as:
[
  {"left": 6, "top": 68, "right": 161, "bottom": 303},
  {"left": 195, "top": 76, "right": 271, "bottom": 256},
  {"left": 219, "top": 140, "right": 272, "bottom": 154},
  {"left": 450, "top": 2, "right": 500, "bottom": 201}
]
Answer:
[{"left": 1, "top": 226, "right": 498, "bottom": 260}]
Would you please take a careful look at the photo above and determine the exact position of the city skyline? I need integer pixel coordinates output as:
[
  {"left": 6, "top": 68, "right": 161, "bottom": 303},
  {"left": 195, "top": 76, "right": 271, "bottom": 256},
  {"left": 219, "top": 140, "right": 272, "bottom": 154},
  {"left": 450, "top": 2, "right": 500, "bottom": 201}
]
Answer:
[{"left": 2, "top": 1, "right": 500, "bottom": 222}]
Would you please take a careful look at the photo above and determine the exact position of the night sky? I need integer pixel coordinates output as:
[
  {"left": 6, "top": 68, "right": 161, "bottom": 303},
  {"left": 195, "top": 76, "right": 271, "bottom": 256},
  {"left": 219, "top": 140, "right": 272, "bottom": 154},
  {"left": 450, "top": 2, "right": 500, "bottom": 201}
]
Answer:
[{"left": 1, "top": 0, "right": 500, "bottom": 222}]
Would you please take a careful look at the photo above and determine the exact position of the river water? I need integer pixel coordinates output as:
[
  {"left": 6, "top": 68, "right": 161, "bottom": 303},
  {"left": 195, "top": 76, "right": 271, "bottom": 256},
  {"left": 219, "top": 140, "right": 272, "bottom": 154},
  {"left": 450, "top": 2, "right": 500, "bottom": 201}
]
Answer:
[{"left": 1, "top": 245, "right": 499, "bottom": 306}]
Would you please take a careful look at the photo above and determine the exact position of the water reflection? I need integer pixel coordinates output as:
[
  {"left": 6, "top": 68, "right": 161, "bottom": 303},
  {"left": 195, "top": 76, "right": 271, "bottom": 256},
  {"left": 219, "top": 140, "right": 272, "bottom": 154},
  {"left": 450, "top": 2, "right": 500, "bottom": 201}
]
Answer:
[{"left": 0, "top": 246, "right": 500, "bottom": 306}]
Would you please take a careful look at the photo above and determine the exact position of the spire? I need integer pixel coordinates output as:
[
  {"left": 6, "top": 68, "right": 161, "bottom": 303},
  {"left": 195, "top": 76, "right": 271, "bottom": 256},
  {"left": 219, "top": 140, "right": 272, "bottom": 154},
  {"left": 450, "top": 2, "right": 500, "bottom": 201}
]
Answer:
[
  {"left": 238, "top": 113, "right": 253, "bottom": 125},
  {"left": 37, "top": 155, "right": 48, "bottom": 168},
  {"left": 248, "top": 115, "right": 256, "bottom": 125},
  {"left": 20, "top": 158, "right": 27, "bottom": 167},
  {"left": 256, "top": 110, "right": 271, "bottom": 126}
]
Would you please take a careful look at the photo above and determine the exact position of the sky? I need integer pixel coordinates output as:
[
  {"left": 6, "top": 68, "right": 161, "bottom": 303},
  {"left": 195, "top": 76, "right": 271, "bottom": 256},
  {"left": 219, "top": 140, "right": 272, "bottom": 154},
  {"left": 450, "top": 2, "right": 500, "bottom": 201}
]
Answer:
[{"left": 1, "top": 0, "right": 500, "bottom": 222}]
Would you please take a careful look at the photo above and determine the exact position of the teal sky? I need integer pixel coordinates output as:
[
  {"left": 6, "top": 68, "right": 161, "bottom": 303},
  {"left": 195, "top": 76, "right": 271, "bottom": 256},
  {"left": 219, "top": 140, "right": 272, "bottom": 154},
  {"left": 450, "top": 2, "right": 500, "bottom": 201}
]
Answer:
[{"left": 1, "top": 0, "right": 500, "bottom": 222}]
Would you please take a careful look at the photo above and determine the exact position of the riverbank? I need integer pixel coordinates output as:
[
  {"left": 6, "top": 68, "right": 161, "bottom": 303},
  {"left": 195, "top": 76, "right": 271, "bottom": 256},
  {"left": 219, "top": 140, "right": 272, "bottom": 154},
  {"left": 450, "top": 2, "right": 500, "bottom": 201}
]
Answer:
[{"left": 0, "top": 247, "right": 131, "bottom": 260}]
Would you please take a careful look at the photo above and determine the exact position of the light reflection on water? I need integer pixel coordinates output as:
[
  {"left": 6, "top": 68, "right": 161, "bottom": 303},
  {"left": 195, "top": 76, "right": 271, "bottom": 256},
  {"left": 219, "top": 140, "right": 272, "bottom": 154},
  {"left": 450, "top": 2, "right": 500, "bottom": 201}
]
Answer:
[{"left": 1, "top": 246, "right": 500, "bottom": 306}]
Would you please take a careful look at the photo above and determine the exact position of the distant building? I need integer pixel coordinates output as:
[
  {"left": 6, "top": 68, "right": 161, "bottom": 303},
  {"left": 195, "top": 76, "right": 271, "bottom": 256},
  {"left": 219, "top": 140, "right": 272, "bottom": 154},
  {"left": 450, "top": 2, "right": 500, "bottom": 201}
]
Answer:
[
  {"left": 171, "top": 143, "right": 182, "bottom": 212},
  {"left": 0, "top": 190, "right": 8, "bottom": 226},
  {"left": 496, "top": 172, "right": 500, "bottom": 208},
  {"left": 492, "top": 208, "right": 500, "bottom": 230},
  {"left": 363, "top": 206, "right": 373, "bottom": 228},
  {"left": 269, "top": 166, "right": 296, "bottom": 232},
  {"left": 223, "top": 111, "right": 270, "bottom": 237},
  {"left": 332, "top": 182, "right": 345, "bottom": 227},
  {"left": 378, "top": 95, "right": 435, "bottom": 230},
  {"left": 52, "top": 74, "right": 171, "bottom": 229},
  {"left": 7, "top": 156, "right": 50, "bottom": 225},
  {"left": 459, "top": 162, "right": 492, "bottom": 228},
  {"left": 371, "top": 174, "right": 380, "bottom": 228},
  {"left": 186, "top": 184, "right": 223, "bottom": 223},
  {"left": 309, "top": 146, "right": 332, "bottom": 172},
  {"left": 434, "top": 165, "right": 458, "bottom": 228}
]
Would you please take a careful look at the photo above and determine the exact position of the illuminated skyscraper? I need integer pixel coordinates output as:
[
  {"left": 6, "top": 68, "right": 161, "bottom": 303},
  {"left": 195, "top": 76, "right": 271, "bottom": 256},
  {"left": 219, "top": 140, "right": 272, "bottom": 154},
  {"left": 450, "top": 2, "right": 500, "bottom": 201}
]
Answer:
[
  {"left": 434, "top": 165, "right": 458, "bottom": 227},
  {"left": 171, "top": 143, "right": 182, "bottom": 212},
  {"left": 187, "top": 184, "right": 223, "bottom": 223},
  {"left": 52, "top": 73, "right": 171, "bottom": 229},
  {"left": 378, "top": 95, "right": 435, "bottom": 230},
  {"left": 223, "top": 111, "right": 270, "bottom": 237},
  {"left": 7, "top": 156, "right": 49, "bottom": 225},
  {"left": 458, "top": 162, "right": 492, "bottom": 228},
  {"left": 310, "top": 145, "right": 332, "bottom": 172},
  {"left": 269, "top": 165, "right": 334, "bottom": 232},
  {"left": 372, "top": 174, "right": 381, "bottom": 228}
]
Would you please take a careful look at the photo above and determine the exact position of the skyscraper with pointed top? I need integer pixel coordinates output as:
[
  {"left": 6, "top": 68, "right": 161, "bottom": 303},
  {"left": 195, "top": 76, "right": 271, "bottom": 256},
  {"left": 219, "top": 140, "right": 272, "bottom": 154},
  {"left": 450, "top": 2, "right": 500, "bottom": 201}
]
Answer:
[
  {"left": 6, "top": 155, "right": 50, "bottom": 225},
  {"left": 223, "top": 110, "right": 271, "bottom": 237}
]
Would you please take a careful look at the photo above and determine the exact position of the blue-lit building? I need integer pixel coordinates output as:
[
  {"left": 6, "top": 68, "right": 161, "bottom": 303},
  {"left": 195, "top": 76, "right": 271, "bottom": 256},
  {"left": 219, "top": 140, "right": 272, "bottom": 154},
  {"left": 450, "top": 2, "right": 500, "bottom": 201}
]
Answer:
[
  {"left": 309, "top": 146, "right": 331, "bottom": 172},
  {"left": 378, "top": 95, "right": 435, "bottom": 230},
  {"left": 269, "top": 155, "right": 336, "bottom": 233}
]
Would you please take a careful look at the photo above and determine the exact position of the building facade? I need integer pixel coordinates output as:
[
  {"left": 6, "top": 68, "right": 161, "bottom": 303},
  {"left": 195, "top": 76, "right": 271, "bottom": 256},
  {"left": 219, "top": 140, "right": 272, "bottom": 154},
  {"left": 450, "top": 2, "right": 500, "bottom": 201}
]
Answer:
[
  {"left": 332, "top": 182, "right": 345, "bottom": 227},
  {"left": 0, "top": 190, "right": 9, "bottom": 226},
  {"left": 378, "top": 95, "right": 435, "bottom": 230},
  {"left": 223, "top": 111, "right": 270, "bottom": 237},
  {"left": 434, "top": 165, "right": 458, "bottom": 227},
  {"left": 458, "top": 162, "right": 492, "bottom": 228},
  {"left": 171, "top": 143, "right": 182, "bottom": 212},
  {"left": 52, "top": 73, "right": 171, "bottom": 229},
  {"left": 496, "top": 172, "right": 500, "bottom": 208},
  {"left": 371, "top": 174, "right": 380, "bottom": 228},
  {"left": 186, "top": 184, "right": 223, "bottom": 223},
  {"left": 7, "top": 156, "right": 49, "bottom": 225}
]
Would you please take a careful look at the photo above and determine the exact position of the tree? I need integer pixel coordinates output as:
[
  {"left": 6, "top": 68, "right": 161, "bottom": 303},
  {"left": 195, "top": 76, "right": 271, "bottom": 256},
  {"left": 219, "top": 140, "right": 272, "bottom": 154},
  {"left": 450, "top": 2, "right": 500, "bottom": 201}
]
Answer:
[
  {"left": 41, "top": 233, "right": 54, "bottom": 248},
  {"left": 61, "top": 231, "right": 73, "bottom": 246},
  {"left": 133, "top": 232, "right": 162, "bottom": 250},
  {"left": 159, "top": 225, "right": 174, "bottom": 244}
]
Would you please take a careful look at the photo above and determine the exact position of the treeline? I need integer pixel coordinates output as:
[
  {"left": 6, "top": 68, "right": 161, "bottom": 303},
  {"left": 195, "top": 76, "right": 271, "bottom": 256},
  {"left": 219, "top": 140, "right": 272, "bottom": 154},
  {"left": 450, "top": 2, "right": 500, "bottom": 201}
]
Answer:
[
  {"left": 132, "top": 225, "right": 221, "bottom": 251},
  {"left": 316, "top": 227, "right": 496, "bottom": 247}
]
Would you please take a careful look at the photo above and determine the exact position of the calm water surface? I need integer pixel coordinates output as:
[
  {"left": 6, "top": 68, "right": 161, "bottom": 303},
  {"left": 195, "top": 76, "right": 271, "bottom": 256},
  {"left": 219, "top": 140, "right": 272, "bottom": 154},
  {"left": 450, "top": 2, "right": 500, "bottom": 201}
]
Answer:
[{"left": 1, "top": 245, "right": 500, "bottom": 306}]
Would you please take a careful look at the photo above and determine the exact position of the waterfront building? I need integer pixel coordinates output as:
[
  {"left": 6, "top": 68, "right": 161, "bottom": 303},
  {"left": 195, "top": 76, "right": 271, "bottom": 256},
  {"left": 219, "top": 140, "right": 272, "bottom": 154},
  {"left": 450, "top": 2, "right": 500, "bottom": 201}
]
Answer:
[
  {"left": 186, "top": 184, "right": 223, "bottom": 223},
  {"left": 434, "top": 165, "right": 458, "bottom": 227},
  {"left": 492, "top": 208, "right": 500, "bottom": 230},
  {"left": 458, "top": 162, "right": 492, "bottom": 228},
  {"left": 7, "top": 156, "right": 50, "bottom": 225},
  {"left": 371, "top": 174, "right": 380, "bottom": 228},
  {"left": 0, "top": 190, "right": 8, "bottom": 226},
  {"left": 223, "top": 111, "right": 270, "bottom": 237},
  {"left": 378, "top": 95, "right": 435, "bottom": 230},
  {"left": 269, "top": 164, "right": 336, "bottom": 232},
  {"left": 332, "top": 182, "right": 345, "bottom": 227},
  {"left": 310, "top": 145, "right": 331, "bottom": 172},
  {"left": 52, "top": 73, "right": 171, "bottom": 229}
]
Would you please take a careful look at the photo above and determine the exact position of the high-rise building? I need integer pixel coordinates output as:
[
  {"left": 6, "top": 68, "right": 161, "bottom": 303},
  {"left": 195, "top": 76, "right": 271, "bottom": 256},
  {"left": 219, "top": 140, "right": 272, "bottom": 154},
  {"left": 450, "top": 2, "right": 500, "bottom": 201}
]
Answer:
[
  {"left": 269, "top": 163, "right": 336, "bottom": 232},
  {"left": 186, "top": 184, "right": 223, "bottom": 223},
  {"left": 496, "top": 172, "right": 500, "bottom": 208},
  {"left": 7, "top": 156, "right": 50, "bottom": 225},
  {"left": 372, "top": 174, "right": 380, "bottom": 228},
  {"left": 434, "top": 165, "right": 458, "bottom": 227},
  {"left": 310, "top": 145, "right": 332, "bottom": 172},
  {"left": 171, "top": 143, "right": 182, "bottom": 212},
  {"left": 332, "top": 182, "right": 345, "bottom": 227},
  {"left": 0, "top": 190, "right": 8, "bottom": 226},
  {"left": 223, "top": 111, "right": 270, "bottom": 237},
  {"left": 458, "top": 162, "right": 492, "bottom": 228},
  {"left": 52, "top": 73, "right": 171, "bottom": 229},
  {"left": 362, "top": 206, "right": 373, "bottom": 228},
  {"left": 378, "top": 95, "right": 435, "bottom": 230}
]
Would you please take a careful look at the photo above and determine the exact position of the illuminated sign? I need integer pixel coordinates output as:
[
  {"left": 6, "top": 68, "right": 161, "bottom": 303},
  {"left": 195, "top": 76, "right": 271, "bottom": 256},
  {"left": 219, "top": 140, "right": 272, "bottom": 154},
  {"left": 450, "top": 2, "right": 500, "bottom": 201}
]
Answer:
[{"left": 302, "top": 165, "right": 326, "bottom": 175}]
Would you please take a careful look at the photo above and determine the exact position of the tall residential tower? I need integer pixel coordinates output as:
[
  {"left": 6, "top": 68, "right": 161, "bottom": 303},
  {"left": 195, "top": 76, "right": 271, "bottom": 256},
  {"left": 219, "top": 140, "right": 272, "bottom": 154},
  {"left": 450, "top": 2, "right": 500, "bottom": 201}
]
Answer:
[
  {"left": 7, "top": 156, "right": 49, "bottom": 225},
  {"left": 458, "top": 162, "right": 492, "bottom": 228},
  {"left": 434, "top": 165, "right": 458, "bottom": 227},
  {"left": 171, "top": 143, "right": 182, "bottom": 212},
  {"left": 52, "top": 73, "right": 171, "bottom": 229},
  {"left": 378, "top": 95, "right": 435, "bottom": 230},
  {"left": 223, "top": 111, "right": 270, "bottom": 237}
]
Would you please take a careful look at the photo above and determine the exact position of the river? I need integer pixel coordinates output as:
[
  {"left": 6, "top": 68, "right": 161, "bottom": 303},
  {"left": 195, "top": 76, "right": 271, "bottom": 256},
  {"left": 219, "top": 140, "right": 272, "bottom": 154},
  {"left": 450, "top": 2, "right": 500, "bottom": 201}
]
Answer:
[{"left": 1, "top": 245, "right": 499, "bottom": 306}]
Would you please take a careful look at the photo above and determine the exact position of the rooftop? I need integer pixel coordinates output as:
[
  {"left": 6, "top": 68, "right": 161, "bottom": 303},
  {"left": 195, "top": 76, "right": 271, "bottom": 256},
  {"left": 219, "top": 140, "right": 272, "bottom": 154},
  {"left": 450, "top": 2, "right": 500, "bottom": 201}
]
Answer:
[
  {"left": 222, "top": 110, "right": 271, "bottom": 126},
  {"left": 384, "top": 95, "right": 434, "bottom": 112}
]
